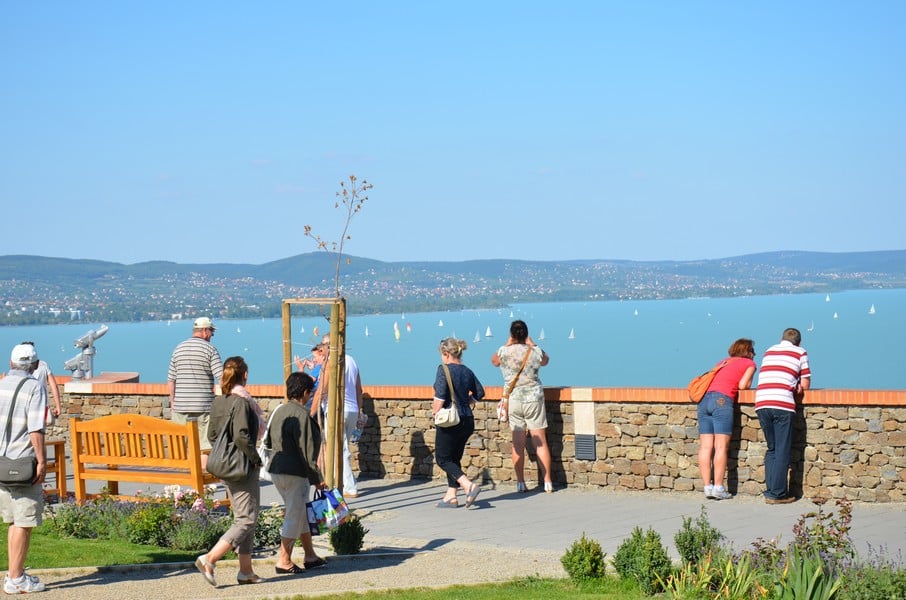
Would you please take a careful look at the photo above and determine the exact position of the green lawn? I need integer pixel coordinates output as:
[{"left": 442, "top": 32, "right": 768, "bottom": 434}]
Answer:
[{"left": 0, "top": 523, "right": 198, "bottom": 569}]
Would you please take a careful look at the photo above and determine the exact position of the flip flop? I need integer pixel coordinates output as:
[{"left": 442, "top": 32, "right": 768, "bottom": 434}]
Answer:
[
  {"left": 435, "top": 499, "right": 459, "bottom": 508},
  {"left": 465, "top": 484, "right": 481, "bottom": 509}
]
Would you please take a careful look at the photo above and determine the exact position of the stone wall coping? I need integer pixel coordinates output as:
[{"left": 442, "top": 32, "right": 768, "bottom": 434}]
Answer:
[{"left": 59, "top": 382, "right": 905, "bottom": 406}]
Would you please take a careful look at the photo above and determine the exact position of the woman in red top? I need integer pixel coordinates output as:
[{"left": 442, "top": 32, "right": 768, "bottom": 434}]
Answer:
[{"left": 697, "top": 338, "right": 756, "bottom": 500}]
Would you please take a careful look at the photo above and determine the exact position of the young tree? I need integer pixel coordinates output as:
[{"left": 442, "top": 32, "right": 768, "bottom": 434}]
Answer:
[{"left": 304, "top": 175, "right": 372, "bottom": 297}]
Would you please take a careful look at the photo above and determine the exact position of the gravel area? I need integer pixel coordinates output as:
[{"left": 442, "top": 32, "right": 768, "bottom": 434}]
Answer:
[{"left": 29, "top": 536, "right": 566, "bottom": 599}]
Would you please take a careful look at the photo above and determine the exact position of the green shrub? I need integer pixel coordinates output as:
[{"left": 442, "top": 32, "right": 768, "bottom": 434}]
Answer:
[
  {"left": 840, "top": 566, "right": 906, "bottom": 600},
  {"left": 674, "top": 506, "right": 724, "bottom": 568},
  {"left": 613, "top": 526, "right": 673, "bottom": 595},
  {"left": 791, "top": 497, "right": 855, "bottom": 573},
  {"left": 167, "top": 509, "right": 230, "bottom": 551},
  {"left": 773, "top": 546, "right": 842, "bottom": 600},
  {"left": 561, "top": 533, "right": 608, "bottom": 582},
  {"left": 329, "top": 515, "right": 368, "bottom": 555},
  {"left": 254, "top": 504, "right": 286, "bottom": 548},
  {"left": 126, "top": 503, "right": 173, "bottom": 546}
]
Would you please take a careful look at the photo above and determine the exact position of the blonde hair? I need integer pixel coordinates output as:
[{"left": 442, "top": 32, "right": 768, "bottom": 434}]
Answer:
[
  {"left": 221, "top": 356, "right": 248, "bottom": 396},
  {"left": 439, "top": 337, "right": 467, "bottom": 359}
]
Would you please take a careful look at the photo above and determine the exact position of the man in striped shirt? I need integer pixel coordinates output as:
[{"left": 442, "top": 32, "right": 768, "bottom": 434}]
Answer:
[
  {"left": 754, "top": 328, "right": 811, "bottom": 504},
  {"left": 168, "top": 317, "right": 223, "bottom": 467}
]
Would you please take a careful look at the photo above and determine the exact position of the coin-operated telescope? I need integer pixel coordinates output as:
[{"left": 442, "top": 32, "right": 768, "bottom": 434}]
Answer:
[{"left": 64, "top": 324, "right": 109, "bottom": 380}]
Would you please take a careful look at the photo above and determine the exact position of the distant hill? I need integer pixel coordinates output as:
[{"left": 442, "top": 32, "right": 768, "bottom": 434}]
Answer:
[{"left": 2, "top": 250, "right": 905, "bottom": 325}]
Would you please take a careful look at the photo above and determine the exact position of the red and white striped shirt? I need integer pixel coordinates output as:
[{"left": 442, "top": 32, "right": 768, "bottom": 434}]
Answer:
[{"left": 754, "top": 340, "right": 811, "bottom": 413}]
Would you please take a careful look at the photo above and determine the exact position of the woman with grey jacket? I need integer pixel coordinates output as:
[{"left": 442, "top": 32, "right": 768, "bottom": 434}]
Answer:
[{"left": 266, "top": 371, "right": 327, "bottom": 575}]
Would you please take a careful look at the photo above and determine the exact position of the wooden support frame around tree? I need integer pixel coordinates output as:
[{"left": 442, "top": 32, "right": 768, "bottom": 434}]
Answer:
[{"left": 281, "top": 297, "right": 347, "bottom": 490}]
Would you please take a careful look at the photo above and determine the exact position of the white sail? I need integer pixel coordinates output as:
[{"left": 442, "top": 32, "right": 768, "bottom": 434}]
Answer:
[
  {"left": 474, "top": 331, "right": 481, "bottom": 343},
  {"left": 485, "top": 326, "right": 492, "bottom": 337},
  {"left": 438, "top": 319, "right": 444, "bottom": 327},
  {"left": 833, "top": 312, "right": 839, "bottom": 319},
  {"left": 807, "top": 321, "right": 814, "bottom": 332},
  {"left": 826, "top": 294, "right": 830, "bottom": 302},
  {"left": 568, "top": 328, "right": 575, "bottom": 339},
  {"left": 633, "top": 309, "right": 639, "bottom": 316},
  {"left": 365, "top": 325, "right": 370, "bottom": 336},
  {"left": 869, "top": 304, "right": 876, "bottom": 315},
  {"left": 538, "top": 328, "right": 545, "bottom": 340}
]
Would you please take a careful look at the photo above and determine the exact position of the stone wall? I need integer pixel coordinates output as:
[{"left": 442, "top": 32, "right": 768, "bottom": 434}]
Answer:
[{"left": 54, "top": 383, "right": 906, "bottom": 502}]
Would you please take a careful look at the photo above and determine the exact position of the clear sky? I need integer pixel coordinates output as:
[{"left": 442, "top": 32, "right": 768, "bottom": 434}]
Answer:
[{"left": 2, "top": 2, "right": 904, "bottom": 265}]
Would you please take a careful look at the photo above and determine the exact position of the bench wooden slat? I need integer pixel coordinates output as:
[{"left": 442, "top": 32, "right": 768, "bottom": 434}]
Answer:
[{"left": 69, "top": 415, "right": 219, "bottom": 502}]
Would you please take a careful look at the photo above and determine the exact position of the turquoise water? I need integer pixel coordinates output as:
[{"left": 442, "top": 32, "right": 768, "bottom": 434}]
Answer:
[{"left": 2, "top": 289, "right": 904, "bottom": 390}]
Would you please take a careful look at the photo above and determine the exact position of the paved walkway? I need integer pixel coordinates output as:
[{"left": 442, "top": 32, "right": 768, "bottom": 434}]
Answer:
[{"left": 29, "top": 477, "right": 906, "bottom": 599}]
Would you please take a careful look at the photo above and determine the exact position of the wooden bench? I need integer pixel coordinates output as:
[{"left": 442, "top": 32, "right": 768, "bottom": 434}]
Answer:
[
  {"left": 44, "top": 439, "right": 67, "bottom": 501},
  {"left": 69, "top": 414, "right": 220, "bottom": 502}
]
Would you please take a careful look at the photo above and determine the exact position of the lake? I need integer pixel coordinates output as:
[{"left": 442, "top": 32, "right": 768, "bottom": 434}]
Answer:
[{"left": 2, "top": 288, "right": 903, "bottom": 390}]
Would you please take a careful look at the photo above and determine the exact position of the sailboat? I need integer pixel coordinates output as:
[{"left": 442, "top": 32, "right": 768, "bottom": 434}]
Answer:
[
  {"left": 833, "top": 312, "right": 839, "bottom": 319},
  {"left": 406, "top": 322, "right": 412, "bottom": 333},
  {"left": 364, "top": 325, "right": 370, "bottom": 336},
  {"left": 509, "top": 310, "right": 514, "bottom": 318},
  {"left": 807, "top": 321, "right": 815, "bottom": 332},
  {"left": 568, "top": 328, "right": 576, "bottom": 340},
  {"left": 485, "top": 326, "right": 492, "bottom": 337},
  {"left": 538, "top": 328, "right": 545, "bottom": 341},
  {"left": 438, "top": 319, "right": 444, "bottom": 327},
  {"left": 474, "top": 331, "right": 481, "bottom": 343},
  {"left": 826, "top": 294, "right": 831, "bottom": 302},
  {"left": 300, "top": 326, "right": 305, "bottom": 334},
  {"left": 633, "top": 309, "right": 639, "bottom": 317},
  {"left": 393, "top": 322, "right": 400, "bottom": 341},
  {"left": 869, "top": 304, "right": 876, "bottom": 315}
]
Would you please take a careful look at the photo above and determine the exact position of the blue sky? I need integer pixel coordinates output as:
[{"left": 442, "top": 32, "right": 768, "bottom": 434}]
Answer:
[{"left": 2, "top": 2, "right": 904, "bottom": 265}]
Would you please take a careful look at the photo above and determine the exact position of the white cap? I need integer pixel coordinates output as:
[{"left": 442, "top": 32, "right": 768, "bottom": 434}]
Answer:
[
  {"left": 10, "top": 344, "right": 38, "bottom": 366},
  {"left": 193, "top": 317, "right": 216, "bottom": 330}
]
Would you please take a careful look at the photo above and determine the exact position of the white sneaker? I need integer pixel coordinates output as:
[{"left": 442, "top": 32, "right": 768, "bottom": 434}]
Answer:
[
  {"left": 704, "top": 484, "right": 715, "bottom": 498},
  {"left": 711, "top": 486, "right": 732, "bottom": 500},
  {"left": 4, "top": 573, "right": 45, "bottom": 594}
]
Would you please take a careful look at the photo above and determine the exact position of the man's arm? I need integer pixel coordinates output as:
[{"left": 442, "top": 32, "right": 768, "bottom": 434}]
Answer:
[
  {"left": 47, "top": 372, "right": 62, "bottom": 416},
  {"left": 29, "top": 430, "right": 46, "bottom": 485},
  {"left": 355, "top": 372, "right": 363, "bottom": 412}
]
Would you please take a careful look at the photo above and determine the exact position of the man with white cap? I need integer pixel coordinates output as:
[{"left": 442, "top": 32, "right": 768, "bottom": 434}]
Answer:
[
  {"left": 0, "top": 344, "right": 47, "bottom": 593},
  {"left": 168, "top": 317, "right": 223, "bottom": 468}
]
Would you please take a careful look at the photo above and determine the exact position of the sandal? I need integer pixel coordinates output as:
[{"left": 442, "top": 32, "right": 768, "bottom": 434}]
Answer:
[
  {"left": 304, "top": 557, "right": 327, "bottom": 570},
  {"left": 195, "top": 555, "right": 216, "bottom": 587},
  {"left": 435, "top": 498, "right": 459, "bottom": 508},
  {"left": 275, "top": 563, "right": 305, "bottom": 575},
  {"left": 465, "top": 484, "right": 481, "bottom": 509}
]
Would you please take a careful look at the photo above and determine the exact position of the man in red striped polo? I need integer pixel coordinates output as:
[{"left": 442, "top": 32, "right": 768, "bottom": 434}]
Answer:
[{"left": 754, "top": 328, "right": 811, "bottom": 505}]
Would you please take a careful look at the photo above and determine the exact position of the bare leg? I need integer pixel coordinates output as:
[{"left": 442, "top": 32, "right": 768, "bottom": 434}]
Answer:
[
  {"left": 204, "top": 538, "right": 233, "bottom": 565},
  {"left": 698, "top": 434, "right": 715, "bottom": 487},
  {"left": 443, "top": 485, "right": 459, "bottom": 503},
  {"left": 529, "top": 428, "right": 553, "bottom": 484},
  {"left": 712, "top": 434, "right": 731, "bottom": 488},
  {"left": 511, "top": 429, "right": 527, "bottom": 483},
  {"left": 237, "top": 552, "right": 254, "bottom": 577},
  {"left": 456, "top": 475, "right": 473, "bottom": 496},
  {"left": 7, "top": 525, "right": 32, "bottom": 579},
  {"left": 277, "top": 537, "right": 298, "bottom": 569},
  {"left": 300, "top": 533, "right": 322, "bottom": 563}
]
